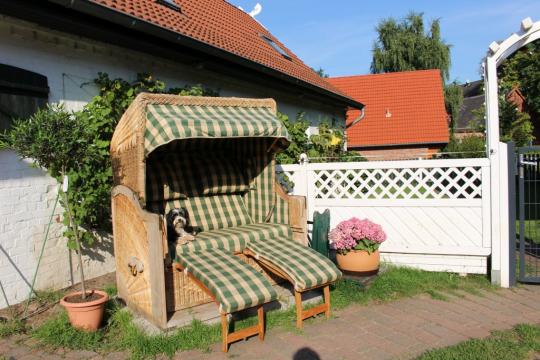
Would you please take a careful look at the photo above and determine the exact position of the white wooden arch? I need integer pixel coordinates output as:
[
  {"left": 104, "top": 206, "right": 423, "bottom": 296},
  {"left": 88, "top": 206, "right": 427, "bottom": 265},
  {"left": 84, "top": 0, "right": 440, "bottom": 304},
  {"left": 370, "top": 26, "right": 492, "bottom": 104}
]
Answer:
[
  {"left": 484, "top": 17, "right": 540, "bottom": 152},
  {"left": 484, "top": 17, "right": 540, "bottom": 287}
]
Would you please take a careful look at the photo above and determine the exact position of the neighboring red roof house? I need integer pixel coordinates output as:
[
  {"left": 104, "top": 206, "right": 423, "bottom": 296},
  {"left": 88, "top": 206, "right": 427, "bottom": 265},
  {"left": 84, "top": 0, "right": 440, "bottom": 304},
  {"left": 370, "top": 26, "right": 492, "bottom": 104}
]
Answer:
[{"left": 328, "top": 70, "right": 450, "bottom": 160}]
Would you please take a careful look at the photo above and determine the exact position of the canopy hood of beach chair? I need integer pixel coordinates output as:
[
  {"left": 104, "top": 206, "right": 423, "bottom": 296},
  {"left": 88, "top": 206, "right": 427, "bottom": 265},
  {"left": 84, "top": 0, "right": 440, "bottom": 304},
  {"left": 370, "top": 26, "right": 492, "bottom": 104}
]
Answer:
[{"left": 111, "top": 93, "right": 290, "bottom": 158}]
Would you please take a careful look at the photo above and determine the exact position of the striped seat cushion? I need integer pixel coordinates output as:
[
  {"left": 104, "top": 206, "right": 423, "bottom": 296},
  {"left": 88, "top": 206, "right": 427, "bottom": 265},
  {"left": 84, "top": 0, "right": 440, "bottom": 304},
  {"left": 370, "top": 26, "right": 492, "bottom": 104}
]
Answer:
[
  {"left": 246, "top": 238, "right": 342, "bottom": 291},
  {"left": 176, "top": 249, "right": 278, "bottom": 313},
  {"left": 165, "top": 194, "right": 252, "bottom": 232},
  {"left": 175, "top": 223, "right": 291, "bottom": 255}
]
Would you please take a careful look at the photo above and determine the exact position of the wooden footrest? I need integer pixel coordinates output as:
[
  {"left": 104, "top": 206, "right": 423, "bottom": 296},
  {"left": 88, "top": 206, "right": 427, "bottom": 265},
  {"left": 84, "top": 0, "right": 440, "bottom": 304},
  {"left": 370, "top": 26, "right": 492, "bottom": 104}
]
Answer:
[
  {"left": 222, "top": 306, "right": 264, "bottom": 352},
  {"left": 175, "top": 250, "right": 276, "bottom": 352},
  {"left": 244, "top": 238, "right": 338, "bottom": 330},
  {"left": 295, "top": 286, "right": 330, "bottom": 329}
]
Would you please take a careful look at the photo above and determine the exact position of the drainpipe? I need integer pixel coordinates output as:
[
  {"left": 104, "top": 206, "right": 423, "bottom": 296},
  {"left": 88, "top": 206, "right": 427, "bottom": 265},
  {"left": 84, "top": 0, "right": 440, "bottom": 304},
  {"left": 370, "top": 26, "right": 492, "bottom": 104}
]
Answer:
[{"left": 345, "top": 107, "right": 365, "bottom": 129}]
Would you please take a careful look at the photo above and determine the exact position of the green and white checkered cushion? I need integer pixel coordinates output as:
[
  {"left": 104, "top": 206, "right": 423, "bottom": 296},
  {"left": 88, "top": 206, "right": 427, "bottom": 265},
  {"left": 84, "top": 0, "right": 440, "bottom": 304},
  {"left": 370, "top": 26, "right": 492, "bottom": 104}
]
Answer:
[
  {"left": 176, "top": 249, "right": 278, "bottom": 313},
  {"left": 243, "top": 141, "right": 275, "bottom": 223},
  {"left": 144, "top": 104, "right": 289, "bottom": 156},
  {"left": 246, "top": 238, "right": 342, "bottom": 291},
  {"left": 146, "top": 154, "right": 249, "bottom": 202},
  {"left": 165, "top": 194, "right": 252, "bottom": 231},
  {"left": 175, "top": 223, "right": 291, "bottom": 255},
  {"left": 197, "top": 155, "right": 250, "bottom": 196}
]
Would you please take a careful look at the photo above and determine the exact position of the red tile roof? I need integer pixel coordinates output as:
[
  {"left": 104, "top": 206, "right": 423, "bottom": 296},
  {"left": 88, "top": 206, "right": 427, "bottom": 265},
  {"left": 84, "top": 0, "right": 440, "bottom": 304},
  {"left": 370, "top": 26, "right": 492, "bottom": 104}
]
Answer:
[
  {"left": 327, "top": 70, "right": 450, "bottom": 148},
  {"left": 85, "top": 0, "right": 354, "bottom": 105}
]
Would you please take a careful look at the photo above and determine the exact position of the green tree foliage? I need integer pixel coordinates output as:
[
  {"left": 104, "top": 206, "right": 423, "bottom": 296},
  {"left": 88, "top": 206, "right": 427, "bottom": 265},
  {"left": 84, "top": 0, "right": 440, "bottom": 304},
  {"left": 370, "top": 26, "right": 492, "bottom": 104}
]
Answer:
[
  {"left": 498, "top": 41, "right": 540, "bottom": 120},
  {"left": 275, "top": 112, "right": 309, "bottom": 164},
  {"left": 499, "top": 99, "right": 533, "bottom": 146},
  {"left": 371, "top": 12, "right": 451, "bottom": 81},
  {"left": 371, "top": 12, "right": 462, "bottom": 132},
  {"left": 0, "top": 105, "right": 103, "bottom": 247},
  {"left": 1, "top": 104, "right": 106, "bottom": 297},
  {"left": 444, "top": 82, "right": 463, "bottom": 134},
  {"left": 471, "top": 99, "right": 533, "bottom": 147},
  {"left": 276, "top": 112, "right": 364, "bottom": 164},
  {"left": 468, "top": 40, "right": 539, "bottom": 147},
  {"left": 443, "top": 135, "right": 486, "bottom": 159},
  {"left": 311, "top": 67, "right": 330, "bottom": 78}
]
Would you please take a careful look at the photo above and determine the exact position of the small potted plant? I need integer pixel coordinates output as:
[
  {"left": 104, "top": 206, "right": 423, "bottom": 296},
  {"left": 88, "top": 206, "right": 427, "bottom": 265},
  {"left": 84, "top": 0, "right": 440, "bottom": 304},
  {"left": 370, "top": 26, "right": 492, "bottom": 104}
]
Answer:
[
  {"left": 329, "top": 217, "right": 386, "bottom": 274},
  {"left": 2, "top": 104, "right": 108, "bottom": 331}
]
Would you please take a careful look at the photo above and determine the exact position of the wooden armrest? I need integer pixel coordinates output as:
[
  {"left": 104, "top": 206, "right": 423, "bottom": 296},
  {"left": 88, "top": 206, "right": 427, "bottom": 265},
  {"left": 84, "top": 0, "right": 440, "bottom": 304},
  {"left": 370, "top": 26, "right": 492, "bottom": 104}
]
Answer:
[{"left": 275, "top": 181, "right": 307, "bottom": 245}]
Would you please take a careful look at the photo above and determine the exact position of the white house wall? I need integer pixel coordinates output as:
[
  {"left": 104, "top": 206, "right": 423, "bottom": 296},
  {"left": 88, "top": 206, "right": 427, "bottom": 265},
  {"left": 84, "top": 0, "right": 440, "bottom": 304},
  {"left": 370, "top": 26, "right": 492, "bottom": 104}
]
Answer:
[
  {"left": 0, "top": 15, "right": 344, "bottom": 308},
  {"left": 0, "top": 15, "right": 345, "bottom": 122}
]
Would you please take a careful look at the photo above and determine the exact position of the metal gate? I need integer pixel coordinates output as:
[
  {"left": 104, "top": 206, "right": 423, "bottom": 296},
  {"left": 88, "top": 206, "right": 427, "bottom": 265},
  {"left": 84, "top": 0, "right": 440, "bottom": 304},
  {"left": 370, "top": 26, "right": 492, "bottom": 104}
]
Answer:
[{"left": 517, "top": 147, "right": 540, "bottom": 283}]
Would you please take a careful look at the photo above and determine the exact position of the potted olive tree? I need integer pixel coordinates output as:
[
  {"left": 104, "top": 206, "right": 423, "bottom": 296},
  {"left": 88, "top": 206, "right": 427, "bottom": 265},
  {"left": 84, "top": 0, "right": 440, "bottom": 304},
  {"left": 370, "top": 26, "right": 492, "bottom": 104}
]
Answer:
[{"left": 1, "top": 104, "right": 108, "bottom": 331}]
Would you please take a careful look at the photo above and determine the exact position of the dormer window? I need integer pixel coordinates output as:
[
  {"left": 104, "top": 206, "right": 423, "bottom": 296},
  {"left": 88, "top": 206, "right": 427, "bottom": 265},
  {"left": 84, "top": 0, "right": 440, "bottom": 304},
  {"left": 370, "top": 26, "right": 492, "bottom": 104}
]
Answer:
[
  {"left": 261, "top": 35, "right": 292, "bottom": 60},
  {"left": 156, "top": 0, "right": 181, "bottom": 12}
]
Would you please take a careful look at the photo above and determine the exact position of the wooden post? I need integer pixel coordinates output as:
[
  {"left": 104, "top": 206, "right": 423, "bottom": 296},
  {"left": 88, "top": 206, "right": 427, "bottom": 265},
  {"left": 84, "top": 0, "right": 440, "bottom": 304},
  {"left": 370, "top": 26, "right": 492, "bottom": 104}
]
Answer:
[
  {"left": 294, "top": 287, "right": 333, "bottom": 329},
  {"left": 257, "top": 306, "right": 264, "bottom": 341},
  {"left": 294, "top": 291, "right": 303, "bottom": 329},
  {"left": 221, "top": 313, "right": 228, "bottom": 353},
  {"left": 323, "top": 285, "right": 330, "bottom": 320}
]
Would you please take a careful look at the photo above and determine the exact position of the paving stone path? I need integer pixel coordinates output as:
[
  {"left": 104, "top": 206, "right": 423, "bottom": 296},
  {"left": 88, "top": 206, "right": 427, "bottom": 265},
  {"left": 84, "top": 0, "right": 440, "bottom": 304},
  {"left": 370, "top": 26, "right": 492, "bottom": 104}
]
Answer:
[{"left": 1, "top": 285, "right": 539, "bottom": 360}]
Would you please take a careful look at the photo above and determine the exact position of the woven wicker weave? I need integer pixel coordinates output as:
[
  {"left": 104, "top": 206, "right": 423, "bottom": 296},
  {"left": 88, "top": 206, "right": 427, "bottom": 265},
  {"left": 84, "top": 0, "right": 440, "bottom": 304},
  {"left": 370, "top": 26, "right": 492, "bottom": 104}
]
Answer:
[{"left": 165, "top": 267, "right": 213, "bottom": 312}]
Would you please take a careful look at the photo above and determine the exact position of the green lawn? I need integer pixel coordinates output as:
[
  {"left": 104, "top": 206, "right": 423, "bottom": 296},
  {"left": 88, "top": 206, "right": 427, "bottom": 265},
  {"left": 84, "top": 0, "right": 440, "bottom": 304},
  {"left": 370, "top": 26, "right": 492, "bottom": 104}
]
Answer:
[
  {"left": 3, "top": 265, "right": 494, "bottom": 359},
  {"left": 516, "top": 219, "right": 540, "bottom": 244},
  {"left": 416, "top": 324, "right": 540, "bottom": 360}
]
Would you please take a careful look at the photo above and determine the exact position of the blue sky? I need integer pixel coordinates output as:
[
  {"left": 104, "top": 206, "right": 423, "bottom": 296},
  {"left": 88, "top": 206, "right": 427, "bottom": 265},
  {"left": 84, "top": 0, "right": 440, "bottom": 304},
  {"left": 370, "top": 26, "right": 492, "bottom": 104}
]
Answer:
[{"left": 230, "top": 0, "right": 540, "bottom": 82}]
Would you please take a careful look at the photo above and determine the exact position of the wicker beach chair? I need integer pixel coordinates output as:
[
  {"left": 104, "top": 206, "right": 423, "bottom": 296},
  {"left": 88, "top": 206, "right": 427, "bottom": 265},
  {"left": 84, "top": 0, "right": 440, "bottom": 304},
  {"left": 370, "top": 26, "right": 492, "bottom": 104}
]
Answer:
[{"left": 110, "top": 94, "right": 340, "bottom": 349}]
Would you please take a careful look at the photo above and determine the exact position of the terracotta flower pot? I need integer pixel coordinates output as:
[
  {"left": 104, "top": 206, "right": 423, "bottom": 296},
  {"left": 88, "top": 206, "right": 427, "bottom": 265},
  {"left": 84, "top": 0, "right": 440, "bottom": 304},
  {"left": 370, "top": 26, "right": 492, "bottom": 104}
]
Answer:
[
  {"left": 336, "top": 250, "right": 380, "bottom": 275},
  {"left": 60, "top": 290, "right": 108, "bottom": 331}
]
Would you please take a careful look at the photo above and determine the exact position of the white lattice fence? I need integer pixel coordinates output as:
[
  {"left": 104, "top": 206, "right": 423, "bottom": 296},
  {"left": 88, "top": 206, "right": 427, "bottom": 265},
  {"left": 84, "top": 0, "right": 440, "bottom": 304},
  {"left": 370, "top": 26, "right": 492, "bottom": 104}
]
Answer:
[
  {"left": 276, "top": 158, "right": 492, "bottom": 274},
  {"left": 312, "top": 166, "right": 483, "bottom": 200}
]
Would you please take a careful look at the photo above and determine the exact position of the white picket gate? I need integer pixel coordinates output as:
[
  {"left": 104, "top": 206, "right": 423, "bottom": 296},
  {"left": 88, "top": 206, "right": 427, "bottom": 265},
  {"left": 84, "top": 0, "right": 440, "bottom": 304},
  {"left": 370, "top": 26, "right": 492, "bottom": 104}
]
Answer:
[{"left": 277, "top": 158, "right": 492, "bottom": 274}]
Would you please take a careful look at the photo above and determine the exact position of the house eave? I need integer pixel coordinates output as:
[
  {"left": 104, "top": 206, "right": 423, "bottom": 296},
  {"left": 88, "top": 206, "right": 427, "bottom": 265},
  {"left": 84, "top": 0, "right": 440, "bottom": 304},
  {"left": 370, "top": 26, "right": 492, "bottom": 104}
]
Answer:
[{"left": 1, "top": 0, "right": 363, "bottom": 111}]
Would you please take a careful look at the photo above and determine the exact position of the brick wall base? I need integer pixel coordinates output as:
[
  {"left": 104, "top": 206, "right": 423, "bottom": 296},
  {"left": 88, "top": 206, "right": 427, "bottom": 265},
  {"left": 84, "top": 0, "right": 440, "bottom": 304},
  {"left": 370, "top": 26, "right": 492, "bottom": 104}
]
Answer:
[{"left": 353, "top": 145, "right": 443, "bottom": 161}]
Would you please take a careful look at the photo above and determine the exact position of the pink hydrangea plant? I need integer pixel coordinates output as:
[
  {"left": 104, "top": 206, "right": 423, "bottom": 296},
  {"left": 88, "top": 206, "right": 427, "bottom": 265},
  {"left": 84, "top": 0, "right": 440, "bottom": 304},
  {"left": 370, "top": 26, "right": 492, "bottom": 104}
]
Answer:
[{"left": 329, "top": 217, "right": 386, "bottom": 255}]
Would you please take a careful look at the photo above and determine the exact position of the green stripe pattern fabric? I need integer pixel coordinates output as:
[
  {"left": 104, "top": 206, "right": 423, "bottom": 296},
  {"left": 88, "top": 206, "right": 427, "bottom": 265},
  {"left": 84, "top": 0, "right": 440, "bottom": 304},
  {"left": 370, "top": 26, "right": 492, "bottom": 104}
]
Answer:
[
  {"left": 272, "top": 193, "right": 289, "bottom": 224},
  {"left": 244, "top": 140, "right": 275, "bottom": 223},
  {"left": 246, "top": 238, "right": 342, "bottom": 291},
  {"left": 146, "top": 154, "right": 249, "bottom": 202},
  {"left": 177, "top": 249, "right": 278, "bottom": 313},
  {"left": 165, "top": 195, "right": 252, "bottom": 232},
  {"left": 175, "top": 223, "right": 291, "bottom": 255},
  {"left": 144, "top": 104, "right": 289, "bottom": 156}
]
